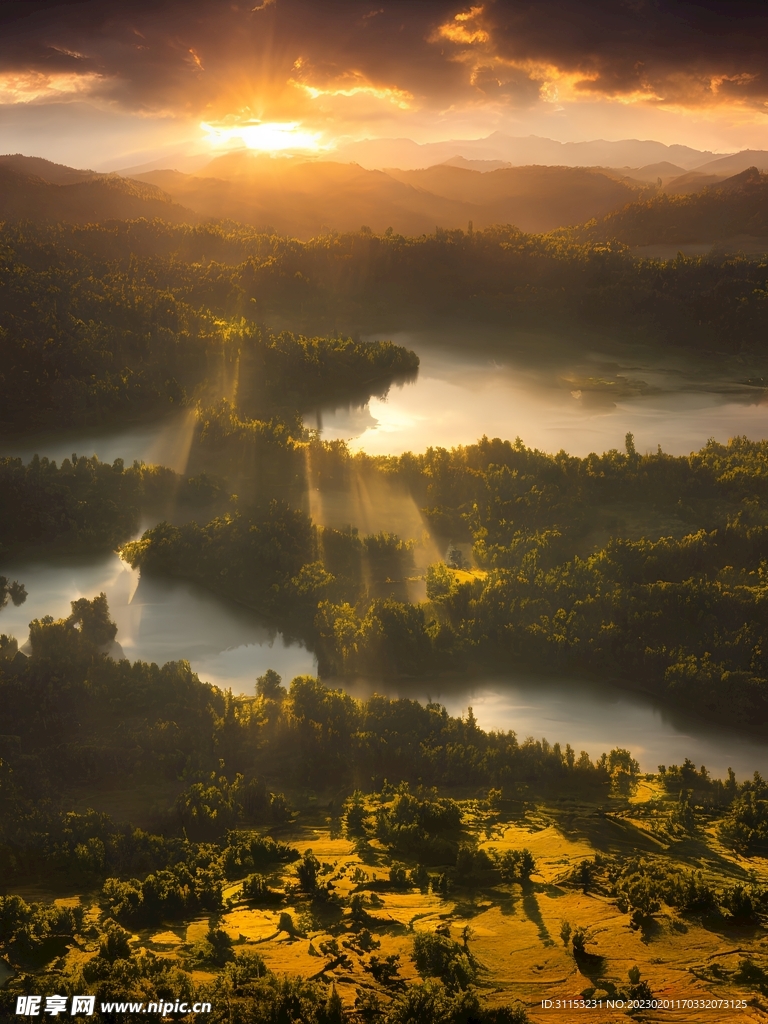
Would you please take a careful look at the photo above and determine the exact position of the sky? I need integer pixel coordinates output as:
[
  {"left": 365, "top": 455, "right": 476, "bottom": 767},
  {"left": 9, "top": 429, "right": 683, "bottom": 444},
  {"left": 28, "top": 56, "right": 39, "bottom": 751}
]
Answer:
[{"left": 2, "top": 0, "right": 768, "bottom": 169}]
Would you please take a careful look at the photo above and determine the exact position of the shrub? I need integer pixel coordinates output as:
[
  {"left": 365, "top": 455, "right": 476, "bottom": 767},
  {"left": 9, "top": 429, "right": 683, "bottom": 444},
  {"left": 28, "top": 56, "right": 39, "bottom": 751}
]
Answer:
[{"left": 412, "top": 931, "right": 478, "bottom": 990}]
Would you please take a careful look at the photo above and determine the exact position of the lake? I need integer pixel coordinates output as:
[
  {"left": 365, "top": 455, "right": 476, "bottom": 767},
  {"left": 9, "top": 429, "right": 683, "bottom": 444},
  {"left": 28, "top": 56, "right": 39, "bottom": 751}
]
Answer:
[
  {"left": 309, "top": 328, "right": 768, "bottom": 457},
  {"left": 0, "top": 551, "right": 317, "bottom": 693},
  {"left": 3, "top": 328, "right": 768, "bottom": 778}
]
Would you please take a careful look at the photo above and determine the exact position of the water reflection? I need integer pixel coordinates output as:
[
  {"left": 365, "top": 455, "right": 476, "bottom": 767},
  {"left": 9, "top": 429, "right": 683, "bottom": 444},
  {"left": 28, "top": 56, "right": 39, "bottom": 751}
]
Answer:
[
  {"left": 2, "top": 550, "right": 766, "bottom": 776},
  {"left": 3, "top": 329, "right": 768, "bottom": 777},
  {"left": 345, "top": 672, "right": 768, "bottom": 779},
  {"left": 0, "top": 552, "right": 316, "bottom": 691},
  {"left": 0, "top": 411, "right": 196, "bottom": 473},
  {"left": 309, "top": 330, "right": 768, "bottom": 457}
]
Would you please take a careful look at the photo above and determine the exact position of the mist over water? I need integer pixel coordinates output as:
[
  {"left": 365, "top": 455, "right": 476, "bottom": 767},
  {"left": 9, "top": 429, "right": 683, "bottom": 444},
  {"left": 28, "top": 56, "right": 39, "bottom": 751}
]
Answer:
[
  {"left": 3, "top": 548, "right": 764, "bottom": 776},
  {"left": 4, "top": 325, "right": 768, "bottom": 777},
  {"left": 345, "top": 674, "right": 768, "bottom": 779},
  {"left": 310, "top": 329, "right": 768, "bottom": 457},
  {"left": 0, "top": 411, "right": 197, "bottom": 472},
  {"left": 0, "top": 552, "right": 317, "bottom": 690}
]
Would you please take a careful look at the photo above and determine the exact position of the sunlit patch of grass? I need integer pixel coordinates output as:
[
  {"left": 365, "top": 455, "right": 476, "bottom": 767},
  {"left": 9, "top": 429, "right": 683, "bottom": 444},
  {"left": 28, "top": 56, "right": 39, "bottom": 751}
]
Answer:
[
  {"left": 220, "top": 908, "right": 282, "bottom": 942},
  {"left": 147, "top": 929, "right": 184, "bottom": 947}
]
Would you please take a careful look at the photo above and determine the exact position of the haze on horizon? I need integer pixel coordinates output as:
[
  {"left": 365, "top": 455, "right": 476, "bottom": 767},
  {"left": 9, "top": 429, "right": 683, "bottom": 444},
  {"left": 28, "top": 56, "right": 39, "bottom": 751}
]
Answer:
[{"left": 2, "top": 0, "right": 768, "bottom": 171}]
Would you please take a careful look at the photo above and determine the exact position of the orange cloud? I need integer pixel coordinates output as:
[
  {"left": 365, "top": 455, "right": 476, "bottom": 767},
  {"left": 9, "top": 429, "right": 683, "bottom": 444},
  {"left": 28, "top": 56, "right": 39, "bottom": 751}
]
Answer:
[
  {"left": 291, "top": 72, "right": 413, "bottom": 111},
  {"left": 0, "top": 70, "right": 103, "bottom": 104},
  {"left": 436, "top": 6, "right": 490, "bottom": 46}
]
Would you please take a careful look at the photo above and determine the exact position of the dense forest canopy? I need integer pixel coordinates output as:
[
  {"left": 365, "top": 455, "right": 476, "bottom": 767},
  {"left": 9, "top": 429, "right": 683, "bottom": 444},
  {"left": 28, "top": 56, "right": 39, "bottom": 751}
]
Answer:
[
  {"left": 98, "top": 430, "right": 768, "bottom": 728},
  {"left": 0, "top": 223, "right": 418, "bottom": 430},
  {"left": 4, "top": 217, "right": 768, "bottom": 438},
  {"left": 586, "top": 166, "right": 768, "bottom": 245}
]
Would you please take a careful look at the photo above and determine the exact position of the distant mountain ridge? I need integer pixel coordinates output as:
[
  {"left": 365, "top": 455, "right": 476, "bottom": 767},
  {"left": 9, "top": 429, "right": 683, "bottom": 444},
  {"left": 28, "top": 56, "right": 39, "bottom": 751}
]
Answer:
[
  {"left": 588, "top": 166, "right": 768, "bottom": 246},
  {"left": 0, "top": 156, "right": 197, "bottom": 225},
  {"left": 0, "top": 153, "right": 95, "bottom": 184},
  {"left": 134, "top": 150, "right": 646, "bottom": 236},
  {"left": 692, "top": 150, "right": 768, "bottom": 176},
  {"left": 5, "top": 147, "right": 768, "bottom": 248},
  {"left": 333, "top": 133, "right": 725, "bottom": 172}
]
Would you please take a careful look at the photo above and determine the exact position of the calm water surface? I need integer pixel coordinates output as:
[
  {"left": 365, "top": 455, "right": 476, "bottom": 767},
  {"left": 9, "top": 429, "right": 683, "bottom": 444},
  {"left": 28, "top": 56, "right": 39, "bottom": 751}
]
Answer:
[
  {"left": 309, "top": 329, "right": 768, "bottom": 457},
  {"left": 0, "top": 552, "right": 316, "bottom": 693},
  {"left": 3, "top": 330, "right": 768, "bottom": 777}
]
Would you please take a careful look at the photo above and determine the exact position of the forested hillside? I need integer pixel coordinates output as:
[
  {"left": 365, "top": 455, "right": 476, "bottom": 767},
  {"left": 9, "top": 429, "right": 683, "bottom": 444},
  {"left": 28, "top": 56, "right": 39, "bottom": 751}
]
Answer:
[
  {"left": 5, "top": 218, "right": 768, "bottom": 436},
  {"left": 0, "top": 223, "right": 417, "bottom": 430},
  {"left": 587, "top": 166, "right": 768, "bottom": 244}
]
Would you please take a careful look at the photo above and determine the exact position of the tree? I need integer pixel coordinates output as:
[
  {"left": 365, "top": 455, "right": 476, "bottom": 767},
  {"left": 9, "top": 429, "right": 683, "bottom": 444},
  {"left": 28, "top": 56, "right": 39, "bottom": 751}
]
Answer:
[
  {"left": 571, "top": 927, "right": 588, "bottom": 957},
  {"left": 297, "top": 850, "right": 320, "bottom": 893},
  {"left": 256, "top": 669, "right": 286, "bottom": 701},
  {"left": 0, "top": 577, "right": 26, "bottom": 610},
  {"left": 69, "top": 593, "right": 118, "bottom": 647},
  {"left": 98, "top": 919, "right": 131, "bottom": 962},
  {"left": 498, "top": 848, "right": 536, "bottom": 882},
  {"left": 412, "top": 931, "right": 478, "bottom": 990},
  {"left": 389, "top": 863, "right": 408, "bottom": 888}
]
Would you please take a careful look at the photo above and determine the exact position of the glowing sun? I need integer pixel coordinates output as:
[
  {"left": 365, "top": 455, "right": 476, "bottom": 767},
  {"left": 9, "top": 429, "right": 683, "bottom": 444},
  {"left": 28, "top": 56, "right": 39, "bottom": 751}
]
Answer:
[{"left": 201, "top": 119, "right": 323, "bottom": 153}]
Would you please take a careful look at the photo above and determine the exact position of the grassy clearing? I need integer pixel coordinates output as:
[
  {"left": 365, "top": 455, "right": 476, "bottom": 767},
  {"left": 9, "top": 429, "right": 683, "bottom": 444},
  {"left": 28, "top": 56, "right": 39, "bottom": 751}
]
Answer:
[{"left": 9, "top": 782, "right": 768, "bottom": 1022}]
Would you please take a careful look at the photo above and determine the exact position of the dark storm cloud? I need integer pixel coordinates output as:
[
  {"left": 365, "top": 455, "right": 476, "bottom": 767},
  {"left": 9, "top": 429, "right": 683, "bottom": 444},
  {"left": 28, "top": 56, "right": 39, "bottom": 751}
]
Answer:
[
  {"left": 476, "top": 0, "right": 768, "bottom": 107},
  {"left": 1, "top": 0, "right": 767, "bottom": 115}
]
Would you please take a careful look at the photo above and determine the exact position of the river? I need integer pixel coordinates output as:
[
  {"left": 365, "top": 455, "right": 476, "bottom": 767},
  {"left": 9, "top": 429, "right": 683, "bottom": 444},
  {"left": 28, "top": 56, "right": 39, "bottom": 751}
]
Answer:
[{"left": 3, "top": 330, "right": 768, "bottom": 777}]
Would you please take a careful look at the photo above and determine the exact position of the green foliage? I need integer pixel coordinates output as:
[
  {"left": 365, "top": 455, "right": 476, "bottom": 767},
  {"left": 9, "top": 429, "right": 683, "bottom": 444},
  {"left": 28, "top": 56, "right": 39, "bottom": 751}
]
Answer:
[
  {"left": 0, "top": 454, "right": 225, "bottom": 555},
  {"left": 0, "top": 576, "right": 26, "bottom": 610},
  {"left": 0, "top": 223, "right": 418, "bottom": 430},
  {"left": 388, "top": 863, "right": 408, "bottom": 889},
  {"left": 426, "top": 563, "right": 458, "bottom": 602},
  {"left": 296, "top": 849, "right": 321, "bottom": 893},
  {"left": 240, "top": 874, "right": 282, "bottom": 903},
  {"left": 78, "top": 945, "right": 195, "bottom": 1016},
  {"left": 102, "top": 857, "right": 223, "bottom": 927},
  {"left": 375, "top": 788, "right": 463, "bottom": 863},
  {"left": 411, "top": 931, "right": 478, "bottom": 990},
  {"left": 0, "top": 622, "right": 612, "bottom": 872},
  {"left": 588, "top": 169, "right": 768, "bottom": 246},
  {"left": 623, "top": 965, "right": 654, "bottom": 1003},
  {"left": 114, "top": 424, "right": 768, "bottom": 729},
  {"left": 410, "top": 863, "right": 431, "bottom": 892},
  {"left": 365, "top": 954, "right": 403, "bottom": 987},
  {"left": 256, "top": 669, "right": 286, "bottom": 701},
  {"left": 611, "top": 859, "right": 665, "bottom": 928},
  {"left": 98, "top": 918, "right": 132, "bottom": 962},
  {"left": 344, "top": 792, "right": 369, "bottom": 837},
  {"left": 222, "top": 833, "right": 299, "bottom": 879},
  {"left": 571, "top": 927, "right": 588, "bottom": 956},
  {"left": 719, "top": 774, "right": 768, "bottom": 853},
  {"left": 386, "top": 982, "right": 529, "bottom": 1024},
  {"left": 497, "top": 848, "right": 537, "bottom": 882},
  {"left": 192, "top": 923, "right": 235, "bottom": 967},
  {"left": 0, "top": 894, "right": 82, "bottom": 961}
]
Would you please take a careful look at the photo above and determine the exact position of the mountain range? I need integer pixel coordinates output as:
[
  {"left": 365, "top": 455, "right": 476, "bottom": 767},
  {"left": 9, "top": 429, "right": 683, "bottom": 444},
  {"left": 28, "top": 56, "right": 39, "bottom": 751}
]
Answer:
[
  {"left": 3, "top": 143, "right": 768, "bottom": 247},
  {"left": 332, "top": 133, "right": 723, "bottom": 172},
  {"left": 0, "top": 155, "right": 195, "bottom": 225},
  {"left": 133, "top": 151, "right": 647, "bottom": 236}
]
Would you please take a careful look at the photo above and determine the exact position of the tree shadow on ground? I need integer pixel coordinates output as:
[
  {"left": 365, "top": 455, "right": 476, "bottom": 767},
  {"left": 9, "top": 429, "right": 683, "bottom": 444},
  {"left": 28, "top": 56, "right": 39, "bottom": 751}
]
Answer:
[
  {"left": 521, "top": 888, "right": 554, "bottom": 946},
  {"left": 574, "top": 951, "right": 607, "bottom": 986}
]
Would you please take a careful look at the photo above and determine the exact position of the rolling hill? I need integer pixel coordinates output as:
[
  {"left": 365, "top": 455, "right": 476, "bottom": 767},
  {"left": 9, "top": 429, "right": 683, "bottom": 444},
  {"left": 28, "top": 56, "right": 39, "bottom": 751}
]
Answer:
[
  {"left": 588, "top": 166, "right": 768, "bottom": 246},
  {"left": 134, "top": 152, "right": 645, "bottom": 236},
  {"left": 0, "top": 157, "right": 196, "bottom": 225}
]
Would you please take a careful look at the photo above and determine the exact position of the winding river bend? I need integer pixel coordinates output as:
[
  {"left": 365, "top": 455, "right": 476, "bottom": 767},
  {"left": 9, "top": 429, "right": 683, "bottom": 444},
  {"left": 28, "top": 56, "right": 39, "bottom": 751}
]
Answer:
[{"left": 4, "top": 329, "right": 768, "bottom": 776}]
